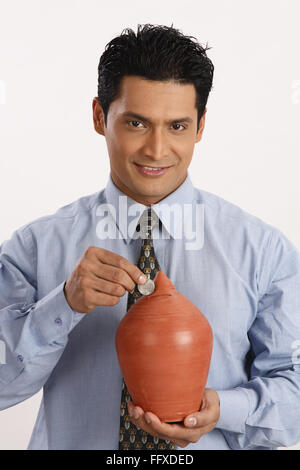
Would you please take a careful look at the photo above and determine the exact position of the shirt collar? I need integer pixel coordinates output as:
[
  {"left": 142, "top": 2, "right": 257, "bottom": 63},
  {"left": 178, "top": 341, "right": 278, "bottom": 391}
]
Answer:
[{"left": 104, "top": 172, "right": 196, "bottom": 243}]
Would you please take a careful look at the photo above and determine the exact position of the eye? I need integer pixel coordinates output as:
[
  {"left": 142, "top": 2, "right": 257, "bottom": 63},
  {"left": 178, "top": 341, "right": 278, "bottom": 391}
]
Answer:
[
  {"left": 126, "top": 120, "right": 186, "bottom": 131},
  {"left": 172, "top": 123, "right": 186, "bottom": 131},
  {"left": 128, "top": 120, "right": 144, "bottom": 128}
]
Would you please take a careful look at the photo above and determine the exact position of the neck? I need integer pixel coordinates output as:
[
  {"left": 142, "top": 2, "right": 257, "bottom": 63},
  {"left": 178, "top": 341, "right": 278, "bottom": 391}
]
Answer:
[{"left": 110, "top": 173, "right": 187, "bottom": 206}]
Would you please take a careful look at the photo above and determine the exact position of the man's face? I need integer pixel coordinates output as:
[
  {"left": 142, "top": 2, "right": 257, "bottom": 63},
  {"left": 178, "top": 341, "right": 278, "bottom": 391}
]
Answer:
[{"left": 93, "top": 75, "right": 206, "bottom": 205}]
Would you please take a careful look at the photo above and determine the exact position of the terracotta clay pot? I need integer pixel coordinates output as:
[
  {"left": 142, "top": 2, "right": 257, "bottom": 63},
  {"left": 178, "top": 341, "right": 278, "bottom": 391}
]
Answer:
[{"left": 115, "top": 270, "right": 213, "bottom": 422}]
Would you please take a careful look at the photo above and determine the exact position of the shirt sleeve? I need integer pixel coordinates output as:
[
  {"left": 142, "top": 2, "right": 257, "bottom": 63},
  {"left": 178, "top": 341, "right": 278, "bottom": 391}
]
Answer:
[
  {"left": 0, "top": 226, "right": 84, "bottom": 410},
  {"left": 215, "top": 228, "right": 300, "bottom": 449}
]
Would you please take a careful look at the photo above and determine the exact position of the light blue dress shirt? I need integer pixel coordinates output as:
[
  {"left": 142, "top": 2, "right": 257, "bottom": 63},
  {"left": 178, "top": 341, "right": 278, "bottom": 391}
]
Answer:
[{"left": 1, "top": 172, "right": 300, "bottom": 450}]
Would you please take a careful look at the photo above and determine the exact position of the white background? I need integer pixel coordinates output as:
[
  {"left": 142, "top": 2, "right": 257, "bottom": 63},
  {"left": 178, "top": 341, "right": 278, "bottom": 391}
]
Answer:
[{"left": 0, "top": 0, "right": 299, "bottom": 450}]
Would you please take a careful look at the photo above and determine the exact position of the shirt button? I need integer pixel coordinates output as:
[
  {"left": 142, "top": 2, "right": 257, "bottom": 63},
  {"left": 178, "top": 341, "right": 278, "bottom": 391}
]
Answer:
[
  {"left": 17, "top": 354, "right": 24, "bottom": 362},
  {"left": 54, "top": 317, "right": 62, "bottom": 326}
]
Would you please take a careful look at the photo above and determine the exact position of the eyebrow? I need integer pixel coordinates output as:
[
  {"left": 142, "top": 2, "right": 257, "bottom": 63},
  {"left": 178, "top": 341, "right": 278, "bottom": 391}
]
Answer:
[{"left": 121, "top": 111, "right": 193, "bottom": 125}]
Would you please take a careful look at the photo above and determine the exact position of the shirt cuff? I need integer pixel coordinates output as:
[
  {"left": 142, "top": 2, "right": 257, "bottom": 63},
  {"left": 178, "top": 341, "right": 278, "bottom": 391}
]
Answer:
[
  {"left": 27, "top": 281, "right": 84, "bottom": 349},
  {"left": 215, "top": 388, "right": 250, "bottom": 434}
]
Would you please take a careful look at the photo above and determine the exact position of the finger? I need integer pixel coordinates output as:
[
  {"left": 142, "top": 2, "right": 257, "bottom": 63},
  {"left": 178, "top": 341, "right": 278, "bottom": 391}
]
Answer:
[
  {"left": 147, "top": 411, "right": 212, "bottom": 444},
  {"left": 127, "top": 404, "right": 164, "bottom": 436},
  {"left": 183, "top": 408, "right": 214, "bottom": 429},
  {"left": 128, "top": 401, "right": 144, "bottom": 420},
  {"left": 144, "top": 412, "right": 183, "bottom": 438},
  {"left": 128, "top": 406, "right": 189, "bottom": 448},
  {"left": 143, "top": 413, "right": 191, "bottom": 447},
  {"left": 85, "top": 276, "right": 126, "bottom": 298},
  {"left": 184, "top": 412, "right": 203, "bottom": 428},
  {"left": 91, "top": 248, "right": 147, "bottom": 285},
  {"left": 86, "top": 260, "right": 141, "bottom": 293},
  {"left": 82, "top": 288, "right": 121, "bottom": 307}
]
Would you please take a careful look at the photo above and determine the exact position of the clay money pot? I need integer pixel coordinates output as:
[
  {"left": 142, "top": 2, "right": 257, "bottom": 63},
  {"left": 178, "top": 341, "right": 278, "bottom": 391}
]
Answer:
[{"left": 115, "top": 270, "right": 213, "bottom": 423}]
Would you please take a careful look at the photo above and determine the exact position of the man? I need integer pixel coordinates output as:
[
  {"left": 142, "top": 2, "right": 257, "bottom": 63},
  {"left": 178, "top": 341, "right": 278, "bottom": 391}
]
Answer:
[{"left": 1, "top": 23, "right": 300, "bottom": 450}]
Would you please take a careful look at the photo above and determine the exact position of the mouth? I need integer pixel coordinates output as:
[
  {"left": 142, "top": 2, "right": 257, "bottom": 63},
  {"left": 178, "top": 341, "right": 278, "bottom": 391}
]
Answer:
[{"left": 134, "top": 163, "right": 172, "bottom": 177}]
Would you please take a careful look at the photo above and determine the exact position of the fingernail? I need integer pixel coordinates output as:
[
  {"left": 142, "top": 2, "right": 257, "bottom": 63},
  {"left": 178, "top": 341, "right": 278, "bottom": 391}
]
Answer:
[
  {"left": 145, "top": 414, "right": 151, "bottom": 424},
  {"left": 138, "top": 274, "right": 146, "bottom": 284},
  {"left": 188, "top": 417, "right": 197, "bottom": 427},
  {"left": 133, "top": 410, "right": 140, "bottom": 420}
]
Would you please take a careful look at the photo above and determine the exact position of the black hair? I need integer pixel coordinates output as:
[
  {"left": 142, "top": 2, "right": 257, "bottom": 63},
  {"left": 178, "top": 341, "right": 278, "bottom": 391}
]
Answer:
[{"left": 97, "top": 23, "right": 214, "bottom": 130}]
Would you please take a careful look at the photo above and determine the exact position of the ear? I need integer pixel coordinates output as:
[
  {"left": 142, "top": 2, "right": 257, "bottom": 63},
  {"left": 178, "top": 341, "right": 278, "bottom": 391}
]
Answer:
[
  {"left": 195, "top": 108, "right": 207, "bottom": 143},
  {"left": 92, "top": 97, "right": 106, "bottom": 136}
]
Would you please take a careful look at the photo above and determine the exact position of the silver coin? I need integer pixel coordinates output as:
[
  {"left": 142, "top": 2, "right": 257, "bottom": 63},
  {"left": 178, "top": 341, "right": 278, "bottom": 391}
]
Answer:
[{"left": 138, "top": 279, "right": 155, "bottom": 296}]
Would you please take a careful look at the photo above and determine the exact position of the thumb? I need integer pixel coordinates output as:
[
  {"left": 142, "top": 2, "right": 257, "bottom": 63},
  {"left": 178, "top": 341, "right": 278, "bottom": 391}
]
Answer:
[{"left": 184, "top": 405, "right": 213, "bottom": 428}]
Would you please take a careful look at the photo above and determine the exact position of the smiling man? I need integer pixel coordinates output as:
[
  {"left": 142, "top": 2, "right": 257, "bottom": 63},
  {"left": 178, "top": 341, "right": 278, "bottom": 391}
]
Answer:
[{"left": 1, "top": 24, "right": 300, "bottom": 451}]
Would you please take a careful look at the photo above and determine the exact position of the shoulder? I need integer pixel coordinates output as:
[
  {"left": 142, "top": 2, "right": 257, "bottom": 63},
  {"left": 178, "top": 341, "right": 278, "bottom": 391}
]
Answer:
[
  {"left": 192, "top": 186, "right": 300, "bottom": 296},
  {"left": 193, "top": 186, "right": 273, "bottom": 233},
  {"left": 17, "top": 189, "right": 106, "bottom": 240}
]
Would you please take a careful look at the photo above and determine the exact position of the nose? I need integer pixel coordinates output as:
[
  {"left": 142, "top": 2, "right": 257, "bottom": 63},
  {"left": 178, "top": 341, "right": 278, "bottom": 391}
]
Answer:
[{"left": 142, "top": 128, "right": 168, "bottom": 162}]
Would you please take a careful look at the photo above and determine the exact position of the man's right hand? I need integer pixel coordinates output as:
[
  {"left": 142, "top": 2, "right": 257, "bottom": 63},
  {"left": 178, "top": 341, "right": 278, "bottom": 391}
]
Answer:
[{"left": 63, "top": 246, "right": 147, "bottom": 313}]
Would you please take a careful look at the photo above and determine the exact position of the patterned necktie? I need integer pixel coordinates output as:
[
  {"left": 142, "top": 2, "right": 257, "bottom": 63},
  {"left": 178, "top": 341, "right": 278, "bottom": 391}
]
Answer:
[{"left": 118, "top": 206, "right": 175, "bottom": 450}]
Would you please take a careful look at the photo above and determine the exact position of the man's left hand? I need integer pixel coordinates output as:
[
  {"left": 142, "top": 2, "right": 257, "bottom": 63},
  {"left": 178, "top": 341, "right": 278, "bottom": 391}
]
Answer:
[{"left": 127, "top": 388, "right": 220, "bottom": 448}]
